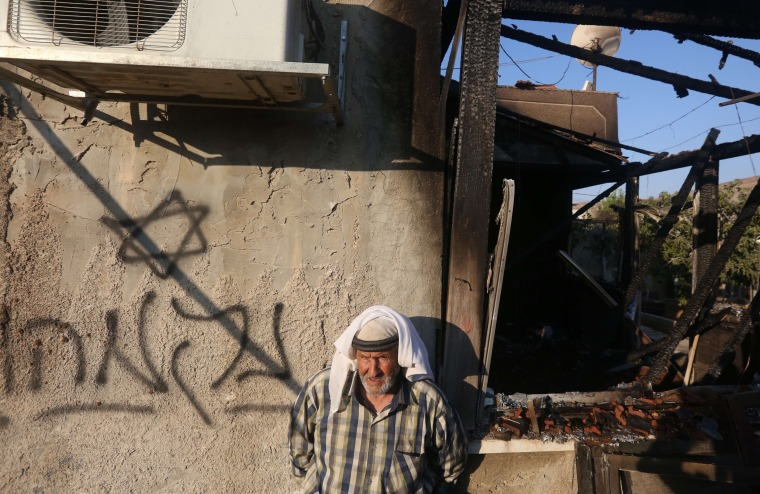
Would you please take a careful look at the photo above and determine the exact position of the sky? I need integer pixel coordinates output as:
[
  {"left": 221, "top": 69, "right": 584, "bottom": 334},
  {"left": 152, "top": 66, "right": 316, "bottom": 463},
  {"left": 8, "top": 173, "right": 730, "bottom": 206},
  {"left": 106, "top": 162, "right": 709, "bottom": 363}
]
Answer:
[{"left": 443, "top": 19, "right": 760, "bottom": 203}]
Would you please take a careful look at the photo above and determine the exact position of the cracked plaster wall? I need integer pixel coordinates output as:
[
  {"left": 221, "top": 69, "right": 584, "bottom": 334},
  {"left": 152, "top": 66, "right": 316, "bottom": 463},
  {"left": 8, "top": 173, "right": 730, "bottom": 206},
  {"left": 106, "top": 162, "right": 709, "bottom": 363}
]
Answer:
[{"left": 0, "top": 1, "right": 443, "bottom": 492}]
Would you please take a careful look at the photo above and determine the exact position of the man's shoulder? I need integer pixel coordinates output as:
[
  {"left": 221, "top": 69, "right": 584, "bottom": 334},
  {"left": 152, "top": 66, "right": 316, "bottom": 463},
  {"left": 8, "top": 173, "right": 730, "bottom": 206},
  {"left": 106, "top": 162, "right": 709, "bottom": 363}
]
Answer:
[
  {"left": 303, "top": 367, "right": 332, "bottom": 390},
  {"left": 407, "top": 378, "right": 450, "bottom": 406}
]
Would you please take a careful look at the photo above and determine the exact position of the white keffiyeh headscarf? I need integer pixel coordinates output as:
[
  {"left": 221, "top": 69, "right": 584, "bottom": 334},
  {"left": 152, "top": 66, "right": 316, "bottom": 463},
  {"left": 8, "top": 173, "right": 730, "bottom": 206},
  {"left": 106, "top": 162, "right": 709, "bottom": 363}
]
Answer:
[{"left": 328, "top": 306, "right": 434, "bottom": 414}]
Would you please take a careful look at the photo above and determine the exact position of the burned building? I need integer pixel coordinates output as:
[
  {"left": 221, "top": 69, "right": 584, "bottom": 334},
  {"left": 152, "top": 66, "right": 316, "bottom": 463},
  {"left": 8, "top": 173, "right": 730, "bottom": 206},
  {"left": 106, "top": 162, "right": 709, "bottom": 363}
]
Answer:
[{"left": 0, "top": 0, "right": 759, "bottom": 492}]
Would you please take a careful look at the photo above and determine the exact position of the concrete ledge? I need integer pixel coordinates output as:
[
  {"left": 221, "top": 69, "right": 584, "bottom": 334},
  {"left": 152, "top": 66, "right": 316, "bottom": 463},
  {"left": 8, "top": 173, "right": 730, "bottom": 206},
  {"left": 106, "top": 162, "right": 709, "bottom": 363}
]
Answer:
[{"left": 469, "top": 438, "right": 576, "bottom": 454}]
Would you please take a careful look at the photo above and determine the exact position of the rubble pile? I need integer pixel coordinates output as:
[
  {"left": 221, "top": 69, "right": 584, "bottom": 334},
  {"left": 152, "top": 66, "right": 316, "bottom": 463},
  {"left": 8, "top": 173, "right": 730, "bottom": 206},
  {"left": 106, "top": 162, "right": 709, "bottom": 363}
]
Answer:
[{"left": 487, "top": 386, "right": 742, "bottom": 445}]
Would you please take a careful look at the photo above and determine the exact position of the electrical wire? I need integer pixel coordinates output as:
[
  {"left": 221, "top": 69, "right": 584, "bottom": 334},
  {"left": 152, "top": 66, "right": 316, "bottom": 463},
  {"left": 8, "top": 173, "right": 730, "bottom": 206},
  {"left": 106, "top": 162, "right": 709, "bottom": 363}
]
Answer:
[
  {"left": 621, "top": 96, "right": 716, "bottom": 142},
  {"left": 500, "top": 54, "right": 558, "bottom": 66},
  {"left": 730, "top": 88, "right": 758, "bottom": 175},
  {"left": 500, "top": 44, "right": 535, "bottom": 80},
  {"left": 499, "top": 43, "right": 573, "bottom": 86},
  {"left": 659, "top": 115, "right": 760, "bottom": 151},
  {"left": 440, "top": 54, "right": 560, "bottom": 72}
]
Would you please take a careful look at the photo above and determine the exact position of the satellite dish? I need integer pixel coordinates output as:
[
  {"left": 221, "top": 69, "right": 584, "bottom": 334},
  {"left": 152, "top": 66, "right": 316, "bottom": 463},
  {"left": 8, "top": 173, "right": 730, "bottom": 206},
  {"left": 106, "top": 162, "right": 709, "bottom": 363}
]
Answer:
[
  {"left": 570, "top": 25, "right": 622, "bottom": 66},
  {"left": 570, "top": 25, "right": 622, "bottom": 90}
]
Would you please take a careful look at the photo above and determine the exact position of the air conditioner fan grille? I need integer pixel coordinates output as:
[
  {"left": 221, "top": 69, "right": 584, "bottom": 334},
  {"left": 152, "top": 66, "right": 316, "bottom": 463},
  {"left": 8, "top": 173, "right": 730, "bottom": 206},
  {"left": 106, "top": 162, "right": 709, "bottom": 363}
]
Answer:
[{"left": 9, "top": 0, "right": 187, "bottom": 50}]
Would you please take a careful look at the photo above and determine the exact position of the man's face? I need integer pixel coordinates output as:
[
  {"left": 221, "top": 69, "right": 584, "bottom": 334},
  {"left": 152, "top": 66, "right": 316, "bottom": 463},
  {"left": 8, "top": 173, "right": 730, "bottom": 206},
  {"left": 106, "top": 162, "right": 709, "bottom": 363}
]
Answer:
[{"left": 356, "top": 348, "right": 400, "bottom": 397}]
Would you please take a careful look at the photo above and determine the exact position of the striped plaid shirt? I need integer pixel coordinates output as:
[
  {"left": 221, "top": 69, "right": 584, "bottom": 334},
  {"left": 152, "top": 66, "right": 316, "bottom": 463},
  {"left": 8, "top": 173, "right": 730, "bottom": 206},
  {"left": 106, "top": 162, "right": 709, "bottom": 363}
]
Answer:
[{"left": 289, "top": 368, "right": 468, "bottom": 493}]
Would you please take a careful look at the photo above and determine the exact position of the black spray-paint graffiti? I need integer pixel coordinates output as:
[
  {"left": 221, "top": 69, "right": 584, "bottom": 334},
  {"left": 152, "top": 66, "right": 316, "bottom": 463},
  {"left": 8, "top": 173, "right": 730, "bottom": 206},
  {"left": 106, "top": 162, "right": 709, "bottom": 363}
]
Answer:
[
  {"left": 95, "top": 292, "right": 168, "bottom": 392},
  {"left": 171, "top": 300, "right": 291, "bottom": 387},
  {"left": 171, "top": 301, "right": 292, "bottom": 415},
  {"left": 101, "top": 191, "right": 208, "bottom": 279},
  {"left": 1, "top": 292, "right": 292, "bottom": 425},
  {"left": 99, "top": 193, "right": 299, "bottom": 397},
  {"left": 0, "top": 88, "right": 299, "bottom": 426},
  {"left": 2, "top": 307, "right": 15, "bottom": 395},
  {"left": 0, "top": 309, "right": 7, "bottom": 426},
  {"left": 24, "top": 319, "right": 86, "bottom": 390},
  {"left": 2, "top": 315, "right": 157, "bottom": 418}
]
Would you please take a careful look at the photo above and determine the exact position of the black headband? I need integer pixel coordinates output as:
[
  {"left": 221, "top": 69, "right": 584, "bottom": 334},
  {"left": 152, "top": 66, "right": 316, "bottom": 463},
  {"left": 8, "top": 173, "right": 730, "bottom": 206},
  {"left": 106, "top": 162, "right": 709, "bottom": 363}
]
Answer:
[{"left": 352, "top": 334, "right": 399, "bottom": 352}]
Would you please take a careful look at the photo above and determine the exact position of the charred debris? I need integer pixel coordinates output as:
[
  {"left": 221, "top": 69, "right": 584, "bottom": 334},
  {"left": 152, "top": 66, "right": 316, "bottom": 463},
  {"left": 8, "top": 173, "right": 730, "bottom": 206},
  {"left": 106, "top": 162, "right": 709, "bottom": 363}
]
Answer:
[{"left": 442, "top": 3, "right": 760, "bottom": 480}]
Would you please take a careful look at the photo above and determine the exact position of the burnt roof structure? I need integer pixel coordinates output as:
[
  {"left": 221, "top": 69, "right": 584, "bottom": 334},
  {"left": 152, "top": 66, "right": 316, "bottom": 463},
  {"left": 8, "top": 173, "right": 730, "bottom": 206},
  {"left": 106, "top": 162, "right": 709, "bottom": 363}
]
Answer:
[{"left": 441, "top": 0, "right": 760, "bottom": 434}]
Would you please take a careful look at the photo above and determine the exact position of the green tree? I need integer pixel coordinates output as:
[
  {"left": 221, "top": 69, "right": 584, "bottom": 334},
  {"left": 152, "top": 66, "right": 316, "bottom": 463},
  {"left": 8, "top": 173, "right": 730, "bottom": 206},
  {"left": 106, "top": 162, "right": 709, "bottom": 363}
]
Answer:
[
  {"left": 571, "top": 179, "right": 760, "bottom": 302},
  {"left": 637, "top": 180, "right": 760, "bottom": 302},
  {"left": 719, "top": 180, "right": 760, "bottom": 289},
  {"left": 638, "top": 191, "right": 693, "bottom": 303}
]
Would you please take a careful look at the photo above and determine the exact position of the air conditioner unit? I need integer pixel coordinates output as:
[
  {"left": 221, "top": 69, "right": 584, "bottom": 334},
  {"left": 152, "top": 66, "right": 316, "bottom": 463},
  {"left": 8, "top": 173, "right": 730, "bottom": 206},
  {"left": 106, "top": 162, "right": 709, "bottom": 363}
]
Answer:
[{"left": 0, "top": 0, "right": 346, "bottom": 122}]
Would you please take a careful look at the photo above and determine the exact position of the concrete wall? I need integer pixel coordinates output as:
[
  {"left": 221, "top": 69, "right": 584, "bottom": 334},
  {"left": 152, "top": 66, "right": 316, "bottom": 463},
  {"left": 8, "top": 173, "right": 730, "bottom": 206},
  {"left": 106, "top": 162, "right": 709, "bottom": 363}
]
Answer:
[
  {"left": 0, "top": 1, "right": 443, "bottom": 492},
  {"left": 457, "top": 452, "right": 577, "bottom": 494}
]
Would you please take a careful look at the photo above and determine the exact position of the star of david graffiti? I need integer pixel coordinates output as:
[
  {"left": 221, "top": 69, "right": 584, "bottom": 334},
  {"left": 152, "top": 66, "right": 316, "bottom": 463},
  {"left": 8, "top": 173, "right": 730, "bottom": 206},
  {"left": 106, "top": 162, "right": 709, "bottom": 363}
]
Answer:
[{"left": 101, "top": 191, "right": 208, "bottom": 278}]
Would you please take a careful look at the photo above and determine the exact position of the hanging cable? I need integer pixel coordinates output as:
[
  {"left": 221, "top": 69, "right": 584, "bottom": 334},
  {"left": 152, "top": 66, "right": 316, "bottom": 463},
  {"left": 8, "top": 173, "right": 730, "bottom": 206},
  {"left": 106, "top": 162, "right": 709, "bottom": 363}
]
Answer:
[
  {"left": 499, "top": 43, "right": 572, "bottom": 86},
  {"left": 622, "top": 96, "right": 716, "bottom": 142},
  {"left": 500, "top": 54, "right": 558, "bottom": 66},
  {"left": 730, "top": 88, "right": 758, "bottom": 175},
  {"left": 441, "top": 54, "right": 561, "bottom": 72},
  {"left": 658, "top": 115, "right": 760, "bottom": 151}
]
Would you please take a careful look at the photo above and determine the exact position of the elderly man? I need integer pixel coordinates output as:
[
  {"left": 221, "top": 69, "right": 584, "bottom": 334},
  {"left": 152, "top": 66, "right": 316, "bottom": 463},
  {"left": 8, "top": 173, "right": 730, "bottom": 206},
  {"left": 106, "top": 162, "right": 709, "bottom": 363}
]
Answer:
[{"left": 289, "top": 306, "right": 467, "bottom": 493}]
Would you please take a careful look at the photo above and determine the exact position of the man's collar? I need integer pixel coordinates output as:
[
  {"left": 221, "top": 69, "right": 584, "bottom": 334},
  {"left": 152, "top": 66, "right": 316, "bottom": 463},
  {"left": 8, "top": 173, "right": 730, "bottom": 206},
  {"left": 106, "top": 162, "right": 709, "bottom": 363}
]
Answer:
[
  {"left": 396, "top": 375, "right": 411, "bottom": 407},
  {"left": 383, "top": 375, "right": 409, "bottom": 413},
  {"left": 342, "top": 371, "right": 412, "bottom": 414}
]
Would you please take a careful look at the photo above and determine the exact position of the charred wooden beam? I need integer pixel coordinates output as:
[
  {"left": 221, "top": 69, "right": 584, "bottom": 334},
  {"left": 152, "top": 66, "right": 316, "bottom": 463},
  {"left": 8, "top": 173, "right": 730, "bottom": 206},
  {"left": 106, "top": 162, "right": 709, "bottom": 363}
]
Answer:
[
  {"left": 626, "top": 333, "right": 671, "bottom": 363},
  {"left": 643, "top": 174, "right": 760, "bottom": 385},
  {"left": 496, "top": 107, "right": 656, "bottom": 157},
  {"left": 692, "top": 158, "right": 719, "bottom": 291},
  {"left": 693, "top": 307, "right": 735, "bottom": 337},
  {"left": 709, "top": 133, "right": 760, "bottom": 162},
  {"left": 441, "top": 0, "right": 463, "bottom": 62},
  {"left": 620, "top": 178, "right": 639, "bottom": 290},
  {"left": 502, "top": 1, "right": 760, "bottom": 39},
  {"left": 510, "top": 152, "right": 667, "bottom": 271},
  {"left": 720, "top": 92, "right": 760, "bottom": 107},
  {"left": 675, "top": 34, "right": 760, "bottom": 69},
  {"left": 573, "top": 134, "right": 760, "bottom": 189},
  {"left": 500, "top": 26, "right": 760, "bottom": 105},
  {"left": 702, "top": 293, "right": 760, "bottom": 384},
  {"left": 575, "top": 443, "right": 596, "bottom": 494},
  {"left": 624, "top": 129, "right": 720, "bottom": 311},
  {"left": 439, "top": 118, "right": 460, "bottom": 375},
  {"left": 441, "top": 0, "right": 502, "bottom": 430},
  {"left": 557, "top": 251, "right": 618, "bottom": 308},
  {"left": 625, "top": 307, "right": 732, "bottom": 362}
]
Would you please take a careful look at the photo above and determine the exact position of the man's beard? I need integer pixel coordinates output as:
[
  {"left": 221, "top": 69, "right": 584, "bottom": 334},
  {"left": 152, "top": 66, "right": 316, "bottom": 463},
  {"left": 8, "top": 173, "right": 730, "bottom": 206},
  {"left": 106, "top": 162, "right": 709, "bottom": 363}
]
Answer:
[{"left": 360, "top": 370, "right": 398, "bottom": 396}]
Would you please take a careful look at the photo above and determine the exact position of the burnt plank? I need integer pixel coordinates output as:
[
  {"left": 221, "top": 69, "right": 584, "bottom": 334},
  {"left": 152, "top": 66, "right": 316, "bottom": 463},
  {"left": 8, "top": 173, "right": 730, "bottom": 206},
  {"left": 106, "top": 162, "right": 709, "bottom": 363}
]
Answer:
[
  {"left": 692, "top": 158, "right": 720, "bottom": 289},
  {"left": 441, "top": 0, "right": 502, "bottom": 430},
  {"left": 576, "top": 443, "right": 596, "bottom": 494},
  {"left": 624, "top": 129, "right": 720, "bottom": 311},
  {"left": 676, "top": 34, "right": 760, "bottom": 69},
  {"left": 572, "top": 134, "right": 760, "bottom": 189},
  {"left": 620, "top": 178, "right": 639, "bottom": 292},
  {"left": 500, "top": 26, "right": 760, "bottom": 107},
  {"left": 645, "top": 175, "right": 760, "bottom": 384},
  {"left": 502, "top": 1, "right": 760, "bottom": 39}
]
